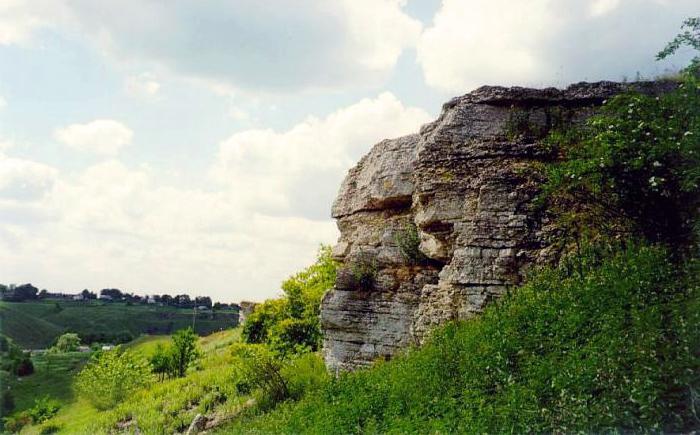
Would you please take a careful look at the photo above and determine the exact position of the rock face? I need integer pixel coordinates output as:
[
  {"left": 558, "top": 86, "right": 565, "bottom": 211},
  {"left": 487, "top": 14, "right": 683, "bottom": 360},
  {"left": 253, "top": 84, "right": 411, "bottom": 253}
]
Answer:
[{"left": 321, "top": 81, "right": 674, "bottom": 372}]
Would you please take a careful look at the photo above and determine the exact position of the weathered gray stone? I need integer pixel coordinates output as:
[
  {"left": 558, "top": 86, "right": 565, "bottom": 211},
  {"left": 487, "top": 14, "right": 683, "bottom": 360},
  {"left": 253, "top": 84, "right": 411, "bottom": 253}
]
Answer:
[{"left": 321, "top": 81, "right": 675, "bottom": 372}]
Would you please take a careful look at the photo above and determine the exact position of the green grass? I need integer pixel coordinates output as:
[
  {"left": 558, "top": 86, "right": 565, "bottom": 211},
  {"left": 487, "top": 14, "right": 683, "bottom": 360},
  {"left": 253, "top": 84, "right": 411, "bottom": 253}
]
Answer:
[
  {"left": 8, "top": 352, "right": 90, "bottom": 415},
  {"left": 19, "top": 328, "right": 245, "bottom": 434},
  {"left": 0, "top": 300, "right": 238, "bottom": 348},
  {"left": 220, "top": 245, "right": 699, "bottom": 433}
]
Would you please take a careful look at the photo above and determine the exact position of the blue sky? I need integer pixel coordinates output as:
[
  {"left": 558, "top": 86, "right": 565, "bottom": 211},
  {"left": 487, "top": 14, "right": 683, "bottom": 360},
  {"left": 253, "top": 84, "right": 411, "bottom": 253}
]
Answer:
[{"left": 0, "top": 0, "right": 696, "bottom": 302}]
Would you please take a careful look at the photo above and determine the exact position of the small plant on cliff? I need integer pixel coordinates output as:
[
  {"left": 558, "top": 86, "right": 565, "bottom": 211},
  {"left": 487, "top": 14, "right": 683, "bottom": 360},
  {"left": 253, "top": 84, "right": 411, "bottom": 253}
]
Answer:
[
  {"left": 350, "top": 251, "right": 378, "bottom": 290},
  {"left": 394, "top": 223, "right": 428, "bottom": 265}
]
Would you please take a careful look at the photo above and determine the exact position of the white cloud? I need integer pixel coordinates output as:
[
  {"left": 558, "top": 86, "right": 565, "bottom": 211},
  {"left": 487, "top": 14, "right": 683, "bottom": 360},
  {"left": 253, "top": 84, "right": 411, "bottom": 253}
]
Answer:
[
  {"left": 0, "top": 151, "right": 58, "bottom": 201},
  {"left": 125, "top": 72, "right": 161, "bottom": 96},
  {"left": 211, "top": 92, "right": 431, "bottom": 219},
  {"left": 0, "top": 94, "right": 430, "bottom": 301},
  {"left": 0, "top": 0, "right": 66, "bottom": 45},
  {"left": 417, "top": 0, "right": 699, "bottom": 93},
  {"left": 4, "top": 0, "right": 421, "bottom": 93},
  {"left": 0, "top": 96, "right": 6, "bottom": 109},
  {"left": 54, "top": 119, "right": 133, "bottom": 156}
]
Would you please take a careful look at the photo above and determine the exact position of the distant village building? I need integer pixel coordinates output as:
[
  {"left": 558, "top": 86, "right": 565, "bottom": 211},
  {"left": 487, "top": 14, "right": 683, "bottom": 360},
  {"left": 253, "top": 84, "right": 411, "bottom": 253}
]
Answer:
[
  {"left": 99, "top": 294, "right": 113, "bottom": 301},
  {"left": 147, "top": 296, "right": 157, "bottom": 304},
  {"left": 72, "top": 294, "right": 84, "bottom": 301}
]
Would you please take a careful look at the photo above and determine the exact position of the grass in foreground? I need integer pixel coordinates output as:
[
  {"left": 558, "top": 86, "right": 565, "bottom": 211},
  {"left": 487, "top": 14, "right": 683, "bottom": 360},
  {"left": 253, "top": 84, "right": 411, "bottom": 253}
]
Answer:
[{"left": 221, "top": 245, "right": 699, "bottom": 433}]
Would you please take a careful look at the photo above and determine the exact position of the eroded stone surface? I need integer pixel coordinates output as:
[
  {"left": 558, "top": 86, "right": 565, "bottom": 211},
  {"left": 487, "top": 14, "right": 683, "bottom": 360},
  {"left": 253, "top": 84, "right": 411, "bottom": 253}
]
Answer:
[{"left": 321, "top": 81, "right": 675, "bottom": 372}]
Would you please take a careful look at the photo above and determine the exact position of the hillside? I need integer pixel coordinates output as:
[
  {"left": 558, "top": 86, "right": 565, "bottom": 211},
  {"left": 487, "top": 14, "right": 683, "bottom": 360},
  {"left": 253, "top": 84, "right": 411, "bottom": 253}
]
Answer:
[
  {"left": 0, "top": 300, "right": 238, "bottom": 349},
  {"left": 18, "top": 329, "right": 245, "bottom": 434}
]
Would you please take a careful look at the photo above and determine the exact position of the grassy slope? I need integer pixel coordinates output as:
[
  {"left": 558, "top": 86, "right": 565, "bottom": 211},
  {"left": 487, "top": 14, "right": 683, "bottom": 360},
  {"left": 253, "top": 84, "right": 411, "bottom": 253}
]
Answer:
[
  {"left": 22, "top": 328, "right": 244, "bottom": 434},
  {"left": 0, "top": 300, "right": 238, "bottom": 348},
  {"left": 220, "top": 246, "right": 699, "bottom": 433},
  {"left": 8, "top": 352, "right": 90, "bottom": 415}
]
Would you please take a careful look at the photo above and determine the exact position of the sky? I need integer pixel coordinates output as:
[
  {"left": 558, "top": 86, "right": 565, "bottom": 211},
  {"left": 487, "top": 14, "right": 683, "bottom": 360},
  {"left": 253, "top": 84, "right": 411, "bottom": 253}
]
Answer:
[{"left": 0, "top": 0, "right": 697, "bottom": 303}]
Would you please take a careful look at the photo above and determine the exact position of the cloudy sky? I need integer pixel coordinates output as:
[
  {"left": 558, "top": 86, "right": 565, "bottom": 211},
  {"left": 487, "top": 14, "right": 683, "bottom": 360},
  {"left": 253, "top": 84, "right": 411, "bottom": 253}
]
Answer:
[{"left": 0, "top": 0, "right": 696, "bottom": 303}]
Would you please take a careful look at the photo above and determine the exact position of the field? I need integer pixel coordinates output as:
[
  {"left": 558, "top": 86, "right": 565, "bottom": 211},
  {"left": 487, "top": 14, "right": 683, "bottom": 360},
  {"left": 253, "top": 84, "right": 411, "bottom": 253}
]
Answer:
[{"left": 0, "top": 300, "right": 238, "bottom": 349}]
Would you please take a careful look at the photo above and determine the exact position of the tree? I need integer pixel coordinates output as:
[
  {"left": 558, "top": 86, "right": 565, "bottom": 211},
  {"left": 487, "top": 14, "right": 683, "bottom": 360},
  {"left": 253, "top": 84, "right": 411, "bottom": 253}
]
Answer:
[
  {"left": 75, "top": 348, "right": 151, "bottom": 410},
  {"left": 195, "top": 296, "right": 212, "bottom": 308},
  {"left": 81, "top": 289, "right": 96, "bottom": 299},
  {"left": 1, "top": 283, "right": 38, "bottom": 301},
  {"left": 657, "top": 16, "right": 700, "bottom": 74},
  {"left": 175, "top": 294, "right": 193, "bottom": 308},
  {"left": 100, "top": 288, "right": 123, "bottom": 300},
  {"left": 50, "top": 333, "right": 81, "bottom": 353},
  {"left": 149, "top": 343, "right": 174, "bottom": 381},
  {"left": 171, "top": 327, "right": 199, "bottom": 377},
  {"left": 241, "top": 245, "right": 337, "bottom": 356}
]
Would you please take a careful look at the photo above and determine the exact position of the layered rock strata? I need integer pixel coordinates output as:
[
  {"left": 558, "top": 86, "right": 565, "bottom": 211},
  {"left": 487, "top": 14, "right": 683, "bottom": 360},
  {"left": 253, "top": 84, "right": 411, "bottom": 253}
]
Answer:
[{"left": 321, "top": 81, "right": 675, "bottom": 372}]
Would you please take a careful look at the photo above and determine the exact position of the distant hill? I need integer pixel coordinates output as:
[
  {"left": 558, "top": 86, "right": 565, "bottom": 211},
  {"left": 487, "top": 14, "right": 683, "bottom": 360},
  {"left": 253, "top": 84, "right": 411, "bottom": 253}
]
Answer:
[{"left": 0, "top": 300, "right": 239, "bottom": 349}]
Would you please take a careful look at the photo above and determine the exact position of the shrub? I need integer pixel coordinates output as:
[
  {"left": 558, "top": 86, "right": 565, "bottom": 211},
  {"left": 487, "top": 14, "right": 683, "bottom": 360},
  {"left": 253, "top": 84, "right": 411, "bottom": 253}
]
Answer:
[
  {"left": 539, "top": 23, "right": 700, "bottom": 252},
  {"left": 2, "top": 396, "right": 60, "bottom": 433},
  {"left": 75, "top": 347, "right": 152, "bottom": 410},
  {"left": 232, "top": 344, "right": 290, "bottom": 410},
  {"left": 242, "top": 245, "right": 336, "bottom": 357},
  {"left": 27, "top": 396, "right": 60, "bottom": 424},
  {"left": 394, "top": 223, "right": 427, "bottom": 265},
  {"left": 350, "top": 251, "right": 378, "bottom": 290},
  {"left": 269, "top": 317, "right": 321, "bottom": 356}
]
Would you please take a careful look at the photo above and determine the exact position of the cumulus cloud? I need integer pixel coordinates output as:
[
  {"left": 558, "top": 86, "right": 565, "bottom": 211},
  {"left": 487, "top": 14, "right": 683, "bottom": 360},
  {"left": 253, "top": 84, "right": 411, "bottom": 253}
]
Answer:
[
  {"left": 0, "top": 94, "right": 430, "bottom": 301},
  {"left": 417, "top": 0, "right": 699, "bottom": 93},
  {"left": 54, "top": 119, "right": 133, "bottom": 156},
  {"left": 0, "top": 152, "right": 58, "bottom": 201},
  {"left": 0, "top": 96, "right": 6, "bottom": 109},
  {"left": 211, "top": 92, "right": 432, "bottom": 219},
  {"left": 5, "top": 0, "right": 421, "bottom": 93}
]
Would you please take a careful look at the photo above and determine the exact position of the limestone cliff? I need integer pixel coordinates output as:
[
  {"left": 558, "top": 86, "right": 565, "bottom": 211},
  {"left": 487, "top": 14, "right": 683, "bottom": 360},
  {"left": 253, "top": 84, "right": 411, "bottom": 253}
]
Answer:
[{"left": 321, "top": 81, "right": 674, "bottom": 372}]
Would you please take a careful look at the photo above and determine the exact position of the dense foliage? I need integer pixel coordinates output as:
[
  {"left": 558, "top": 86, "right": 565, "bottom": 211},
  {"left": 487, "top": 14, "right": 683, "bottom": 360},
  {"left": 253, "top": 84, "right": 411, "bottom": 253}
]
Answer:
[
  {"left": 226, "top": 245, "right": 699, "bottom": 433},
  {"left": 3, "top": 396, "right": 60, "bottom": 433},
  {"left": 242, "top": 246, "right": 336, "bottom": 356},
  {"left": 75, "top": 347, "right": 152, "bottom": 410},
  {"left": 539, "top": 17, "right": 699, "bottom": 253}
]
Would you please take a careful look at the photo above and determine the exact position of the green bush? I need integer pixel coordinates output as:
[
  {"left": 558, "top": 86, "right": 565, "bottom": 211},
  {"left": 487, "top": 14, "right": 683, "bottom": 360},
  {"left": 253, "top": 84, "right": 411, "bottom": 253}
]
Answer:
[
  {"left": 232, "top": 344, "right": 290, "bottom": 410},
  {"left": 2, "top": 396, "right": 60, "bottom": 433},
  {"left": 350, "top": 251, "right": 378, "bottom": 290},
  {"left": 394, "top": 223, "right": 428, "bottom": 265},
  {"left": 540, "top": 23, "right": 700, "bottom": 252},
  {"left": 225, "top": 244, "right": 699, "bottom": 433},
  {"left": 75, "top": 347, "right": 152, "bottom": 410},
  {"left": 242, "top": 245, "right": 336, "bottom": 356}
]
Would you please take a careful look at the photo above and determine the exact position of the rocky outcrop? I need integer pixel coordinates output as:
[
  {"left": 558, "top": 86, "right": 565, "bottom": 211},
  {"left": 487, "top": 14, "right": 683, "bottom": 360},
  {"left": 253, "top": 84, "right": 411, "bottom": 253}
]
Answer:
[{"left": 321, "top": 81, "right": 675, "bottom": 372}]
